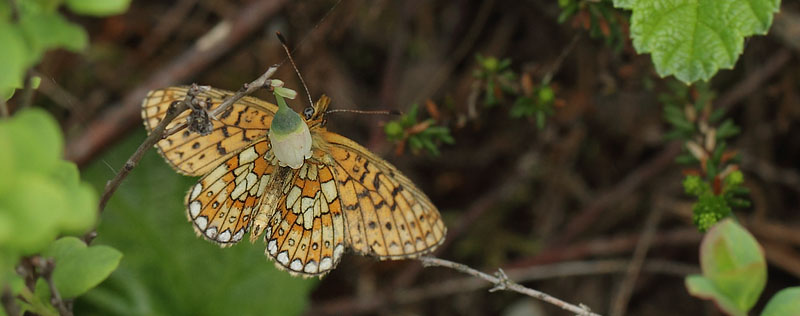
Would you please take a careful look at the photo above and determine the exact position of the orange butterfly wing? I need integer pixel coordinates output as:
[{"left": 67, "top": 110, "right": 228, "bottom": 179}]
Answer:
[
  {"left": 321, "top": 132, "right": 447, "bottom": 259},
  {"left": 141, "top": 87, "right": 276, "bottom": 176},
  {"left": 263, "top": 162, "right": 347, "bottom": 276},
  {"left": 185, "top": 140, "right": 274, "bottom": 245}
]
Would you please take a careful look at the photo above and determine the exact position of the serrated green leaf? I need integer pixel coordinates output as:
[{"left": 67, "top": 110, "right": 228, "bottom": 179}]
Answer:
[
  {"left": 699, "top": 219, "right": 766, "bottom": 312},
  {"left": 761, "top": 287, "right": 800, "bottom": 316},
  {"left": 19, "top": 11, "right": 88, "bottom": 61},
  {"left": 686, "top": 275, "right": 746, "bottom": 316},
  {"left": 617, "top": 0, "right": 781, "bottom": 83},
  {"left": 64, "top": 0, "right": 130, "bottom": 16},
  {"left": 76, "top": 131, "right": 316, "bottom": 315},
  {"left": 43, "top": 237, "right": 122, "bottom": 299}
]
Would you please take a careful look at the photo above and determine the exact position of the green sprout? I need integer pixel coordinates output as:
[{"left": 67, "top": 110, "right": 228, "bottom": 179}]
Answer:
[{"left": 384, "top": 103, "right": 454, "bottom": 156}]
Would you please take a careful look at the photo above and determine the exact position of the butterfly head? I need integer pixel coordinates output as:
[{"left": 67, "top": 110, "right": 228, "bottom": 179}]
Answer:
[{"left": 304, "top": 94, "right": 331, "bottom": 129}]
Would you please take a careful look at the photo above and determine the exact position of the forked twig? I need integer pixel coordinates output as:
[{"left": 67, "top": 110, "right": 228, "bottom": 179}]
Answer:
[
  {"left": 93, "top": 66, "right": 279, "bottom": 242},
  {"left": 419, "top": 256, "right": 602, "bottom": 316},
  {"left": 162, "top": 66, "right": 279, "bottom": 137}
]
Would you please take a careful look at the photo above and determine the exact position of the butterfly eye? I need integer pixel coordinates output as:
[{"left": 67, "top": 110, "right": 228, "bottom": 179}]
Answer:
[{"left": 303, "top": 107, "right": 314, "bottom": 120}]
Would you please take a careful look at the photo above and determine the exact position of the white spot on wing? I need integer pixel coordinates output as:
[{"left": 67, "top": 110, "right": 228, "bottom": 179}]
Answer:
[
  {"left": 333, "top": 244, "right": 344, "bottom": 259},
  {"left": 217, "top": 229, "right": 231, "bottom": 242},
  {"left": 189, "top": 201, "right": 202, "bottom": 218},
  {"left": 290, "top": 259, "right": 303, "bottom": 271},
  {"left": 286, "top": 186, "right": 301, "bottom": 209},
  {"left": 205, "top": 226, "right": 218, "bottom": 239},
  {"left": 321, "top": 180, "right": 337, "bottom": 201},
  {"left": 233, "top": 229, "right": 245, "bottom": 242},
  {"left": 319, "top": 257, "right": 332, "bottom": 271},
  {"left": 230, "top": 179, "right": 246, "bottom": 200},
  {"left": 304, "top": 260, "right": 318, "bottom": 274},
  {"left": 190, "top": 183, "right": 202, "bottom": 200},
  {"left": 277, "top": 251, "right": 289, "bottom": 265},
  {"left": 239, "top": 146, "right": 258, "bottom": 164},
  {"left": 195, "top": 216, "right": 208, "bottom": 230},
  {"left": 307, "top": 164, "right": 318, "bottom": 181},
  {"left": 267, "top": 239, "right": 278, "bottom": 255}
]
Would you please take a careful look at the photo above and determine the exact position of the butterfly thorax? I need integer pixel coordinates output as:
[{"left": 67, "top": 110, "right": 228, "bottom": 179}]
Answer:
[{"left": 268, "top": 95, "right": 313, "bottom": 169}]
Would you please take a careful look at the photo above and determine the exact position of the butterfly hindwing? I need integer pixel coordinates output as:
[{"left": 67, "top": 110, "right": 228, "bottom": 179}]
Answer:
[
  {"left": 322, "top": 132, "right": 447, "bottom": 259},
  {"left": 142, "top": 87, "right": 277, "bottom": 176},
  {"left": 186, "top": 140, "right": 274, "bottom": 245},
  {"left": 264, "top": 162, "right": 346, "bottom": 276}
]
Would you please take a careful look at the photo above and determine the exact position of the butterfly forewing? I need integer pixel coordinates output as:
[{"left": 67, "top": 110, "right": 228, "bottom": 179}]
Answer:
[
  {"left": 264, "top": 162, "right": 347, "bottom": 276},
  {"left": 141, "top": 87, "right": 277, "bottom": 176},
  {"left": 322, "top": 132, "right": 447, "bottom": 259},
  {"left": 186, "top": 140, "right": 274, "bottom": 245}
]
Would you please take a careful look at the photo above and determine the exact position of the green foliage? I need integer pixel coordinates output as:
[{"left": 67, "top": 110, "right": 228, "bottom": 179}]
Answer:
[
  {"left": 64, "top": 0, "right": 131, "bottom": 16},
  {"left": 384, "top": 103, "right": 454, "bottom": 156},
  {"left": 0, "top": 109, "right": 104, "bottom": 314},
  {"left": 0, "top": 0, "right": 126, "bottom": 100},
  {"left": 474, "top": 54, "right": 515, "bottom": 107},
  {"left": 761, "top": 287, "right": 800, "bottom": 316},
  {"left": 471, "top": 55, "right": 558, "bottom": 128},
  {"left": 43, "top": 237, "right": 122, "bottom": 299},
  {"left": 685, "top": 219, "right": 766, "bottom": 316},
  {"left": 78, "top": 131, "right": 316, "bottom": 315},
  {"left": 613, "top": 0, "right": 781, "bottom": 84},
  {"left": 510, "top": 85, "right": 555, "bottom": 129},
  {"left": 664, "top": 82, "right": 750, "bottom": 231},
  {"left": 692, "top": 194, "right": 732, "bottom": 232},
  {"left": 0, "top": 109, "right": 97, "bottom": 257}
]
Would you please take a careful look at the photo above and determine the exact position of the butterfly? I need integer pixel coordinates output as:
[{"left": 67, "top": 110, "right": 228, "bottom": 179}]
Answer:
[{"left": 141, "top": 87, "right": 447, "bottom": 276}]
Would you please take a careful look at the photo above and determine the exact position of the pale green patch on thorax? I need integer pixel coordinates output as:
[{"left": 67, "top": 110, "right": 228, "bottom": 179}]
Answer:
[{"left": 268, "top": 90, "right": 312, "bottom": 169}]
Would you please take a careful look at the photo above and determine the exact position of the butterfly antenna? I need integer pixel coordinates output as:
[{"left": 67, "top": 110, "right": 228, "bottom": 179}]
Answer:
[
  {"left": 325, "top": 109, "right": 403, "bottom": 116},
  {"left": 277, "top": 32, "right": 314, "bottom": 108}
]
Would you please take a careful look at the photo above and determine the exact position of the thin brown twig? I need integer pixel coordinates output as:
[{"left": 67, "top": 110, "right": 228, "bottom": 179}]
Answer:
[
  {"left": 1, "top": 285, "right": 20, "bottom": 316},
  {"left": 0, "top": 98, "right": 8, "bottom": 118},
  {"left": 93, "top": 66, "right": 279, "bottom": 244},
  {"left": 310, "top": 259, "right": 697, "bottom": 315},
  {"left": 419, "top": 257, "right": 602, "bottom": 316},
  {"left": 20, "top": 70, "right": 35, "bottom": 110},
  {"left": 162, "top": 66, "right": 278, "bottom": 137},
  {"left": 94, "top": 88, "right": 191, "bottom": 217},
  {"left": 40, "top": 258, "right": 71, "bottom": 316},
  {"left": 610, "top": 201, "right": 665, "bottom": 316},
  {"left": 397, "top": 259, "right": 696, "bottom": 305}
]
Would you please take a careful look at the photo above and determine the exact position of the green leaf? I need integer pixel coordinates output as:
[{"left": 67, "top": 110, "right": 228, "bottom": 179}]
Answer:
[
  {"left": 64, "top": 0, "right": 130, "bottom": 16},
  {"left": 5, "top": 108, "right": 64, "bottom": 174},
  {"left": 691, "top": 219, "right": 767, "bottom": 313},
  {"left": 19, "top": 11, "right": 88, "bottom": 61},
  {"left": 49, "top": 160, "right": 98, "bottom": 235},
  {"left": 616, "top": 0, "right": 781, "bottom": 83},
  {"left": 1, "top": 174, "right": 69, "bottom": 254},
  {"left": 0, "top": 23, "right": 30, "bottom": 95},
  {"left": 42, "top": 237, "right": 122, "bottom": 299},
  {"left": 76, "top": 131, "right": 316, "bottom": 315},
  {"left": 686, "top": 275, "right": 746, "bottom": 316},
  {"left": 26, "top": 278, "right": 59, "bottom": 316},
  {"left": 761, "top": 287, "right": 800, "bottom": 316}
]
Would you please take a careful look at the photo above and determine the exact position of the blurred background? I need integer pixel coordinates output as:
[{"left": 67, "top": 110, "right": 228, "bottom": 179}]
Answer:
[{"left": 11, "top": 0, "right": 800, "bottom": 315}]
